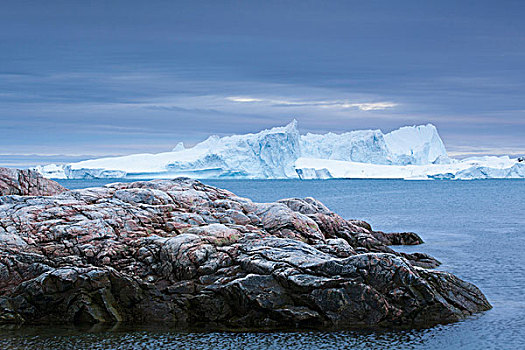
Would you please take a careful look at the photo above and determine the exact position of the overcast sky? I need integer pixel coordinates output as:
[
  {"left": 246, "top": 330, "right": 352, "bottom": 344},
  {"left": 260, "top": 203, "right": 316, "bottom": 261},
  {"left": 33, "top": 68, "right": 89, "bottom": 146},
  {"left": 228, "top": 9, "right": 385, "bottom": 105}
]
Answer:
[{"left": 1, "top": 1, "right": 525, "bottom": 167}]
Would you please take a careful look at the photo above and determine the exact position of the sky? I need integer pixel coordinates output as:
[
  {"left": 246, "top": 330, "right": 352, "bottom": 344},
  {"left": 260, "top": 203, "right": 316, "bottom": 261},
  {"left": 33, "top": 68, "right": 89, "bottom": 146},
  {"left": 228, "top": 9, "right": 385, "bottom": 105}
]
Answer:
[{"left": 1, "top": 0, "right": 525, "bottom": 167}]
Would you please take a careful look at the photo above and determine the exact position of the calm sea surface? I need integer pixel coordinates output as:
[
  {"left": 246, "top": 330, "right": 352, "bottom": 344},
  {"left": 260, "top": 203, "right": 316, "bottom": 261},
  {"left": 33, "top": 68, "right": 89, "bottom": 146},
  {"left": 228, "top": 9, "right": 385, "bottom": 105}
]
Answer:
[{"left": 1, "top": 179, "right": 524, "bottom": 349}]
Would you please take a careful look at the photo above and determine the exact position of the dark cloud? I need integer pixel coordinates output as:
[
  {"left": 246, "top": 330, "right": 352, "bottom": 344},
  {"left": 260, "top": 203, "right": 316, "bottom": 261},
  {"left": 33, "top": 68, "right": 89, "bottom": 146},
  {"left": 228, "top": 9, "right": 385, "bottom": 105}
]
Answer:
[{"left": 1, "top": 1, "right": 524, "bottom": 166}]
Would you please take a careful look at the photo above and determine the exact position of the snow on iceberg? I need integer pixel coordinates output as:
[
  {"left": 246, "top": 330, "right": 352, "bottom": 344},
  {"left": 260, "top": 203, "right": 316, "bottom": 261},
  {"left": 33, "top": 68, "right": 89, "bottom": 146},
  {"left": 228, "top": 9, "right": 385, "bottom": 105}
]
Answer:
[{"left": 35, "top": 121, "right": 524, "bottom": 180}]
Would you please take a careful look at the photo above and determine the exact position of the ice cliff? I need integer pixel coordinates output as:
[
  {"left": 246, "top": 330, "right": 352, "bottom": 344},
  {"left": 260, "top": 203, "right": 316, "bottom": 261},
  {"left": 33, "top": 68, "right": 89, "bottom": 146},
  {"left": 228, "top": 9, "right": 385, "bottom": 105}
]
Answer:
[{"left": 35, "top": 121, "right": 524, "bottom": 180}]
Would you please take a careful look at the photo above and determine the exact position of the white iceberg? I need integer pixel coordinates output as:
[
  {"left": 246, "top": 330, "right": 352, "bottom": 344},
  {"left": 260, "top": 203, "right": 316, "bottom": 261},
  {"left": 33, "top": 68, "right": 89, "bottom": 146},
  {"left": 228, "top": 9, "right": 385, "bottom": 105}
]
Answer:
[
  {"left": 300, "top": 124, "right": 449, "bottom": 166},
  {"left": 37, "top": 121, "right": 301, "bottom": 179},
  {"left": 35, "top": 121, "right": 524, "bottom": 180},
  {"left": 295, "top": 155, "right": 521, "bottom": 180},
  {"left": 172, "top": 142, "right": 185, "bottom": 152},
  {"left": 384, "top": 124, "right": 449, "bottom": 165}
]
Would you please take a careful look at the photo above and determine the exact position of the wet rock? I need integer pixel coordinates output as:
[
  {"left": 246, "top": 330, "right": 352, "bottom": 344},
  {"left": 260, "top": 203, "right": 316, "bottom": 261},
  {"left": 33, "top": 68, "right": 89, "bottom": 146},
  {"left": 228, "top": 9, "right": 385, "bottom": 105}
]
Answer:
[{"left": 0, "top": 176, "right": 491, "bottom": 329}]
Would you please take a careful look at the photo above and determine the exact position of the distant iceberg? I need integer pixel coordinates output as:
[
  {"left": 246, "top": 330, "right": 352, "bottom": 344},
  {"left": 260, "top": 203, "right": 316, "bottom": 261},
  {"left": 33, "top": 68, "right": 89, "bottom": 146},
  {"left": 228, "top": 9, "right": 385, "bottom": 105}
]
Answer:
[{"left": 35, "top": 121, "right": 524, "bottom": 180}]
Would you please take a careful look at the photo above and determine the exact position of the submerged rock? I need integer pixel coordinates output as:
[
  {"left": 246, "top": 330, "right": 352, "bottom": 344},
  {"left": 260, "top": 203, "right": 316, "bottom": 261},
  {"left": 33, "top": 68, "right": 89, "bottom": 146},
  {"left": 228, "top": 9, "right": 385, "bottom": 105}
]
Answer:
[
  {"left": 0, "top": 177, "right": 491, "bottom": 329},
  {"left": 0, "top": 167, "right": 66, "bottom": 196}
]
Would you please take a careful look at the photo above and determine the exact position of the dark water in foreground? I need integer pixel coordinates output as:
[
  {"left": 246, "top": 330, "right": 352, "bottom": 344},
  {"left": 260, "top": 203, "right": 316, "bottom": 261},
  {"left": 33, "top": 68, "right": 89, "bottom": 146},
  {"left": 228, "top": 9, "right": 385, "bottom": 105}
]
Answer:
[{"left": 2, "top": 179, "right": 524, "bottom": 349}]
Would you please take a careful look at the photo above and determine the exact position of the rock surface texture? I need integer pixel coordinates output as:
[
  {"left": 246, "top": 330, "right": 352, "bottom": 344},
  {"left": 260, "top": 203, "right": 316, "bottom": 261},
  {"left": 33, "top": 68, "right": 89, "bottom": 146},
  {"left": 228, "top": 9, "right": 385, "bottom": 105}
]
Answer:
[
  {"left": 0, "top": 167, "right": 66, "bottom": 196},
  {"left": 0, "top": 177, "right": 491, "bottom": 329}
]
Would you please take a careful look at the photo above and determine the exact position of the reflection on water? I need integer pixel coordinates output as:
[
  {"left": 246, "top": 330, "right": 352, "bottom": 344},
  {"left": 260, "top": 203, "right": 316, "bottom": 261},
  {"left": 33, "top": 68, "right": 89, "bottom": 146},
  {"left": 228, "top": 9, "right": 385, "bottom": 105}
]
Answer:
[
  {"left": 0, "top": 319, "right": 484, "bottom": 350},
  {"left": 2, "top": 179, "right": 523, "bottom": 349}
]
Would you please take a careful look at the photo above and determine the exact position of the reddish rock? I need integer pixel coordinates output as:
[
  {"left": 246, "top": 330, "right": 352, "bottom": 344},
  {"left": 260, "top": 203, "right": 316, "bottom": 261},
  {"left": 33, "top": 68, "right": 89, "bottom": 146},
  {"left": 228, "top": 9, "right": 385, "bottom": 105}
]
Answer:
[
  {"left": 0, "top": 167, "right": 66, "bottom": 196},
  {"left": 0, "top": 176, "right": 491, "bottom": 328}
]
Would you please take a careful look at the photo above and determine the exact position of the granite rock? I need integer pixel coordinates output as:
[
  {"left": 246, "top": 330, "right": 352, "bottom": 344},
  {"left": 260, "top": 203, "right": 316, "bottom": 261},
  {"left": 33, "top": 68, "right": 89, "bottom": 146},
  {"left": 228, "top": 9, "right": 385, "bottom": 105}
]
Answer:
[
  {"left": 0, "top": 167, "right": 66, "bottom": 196},
  {"left": 0, "top": 177, "right": 491, "bottom": 329}
]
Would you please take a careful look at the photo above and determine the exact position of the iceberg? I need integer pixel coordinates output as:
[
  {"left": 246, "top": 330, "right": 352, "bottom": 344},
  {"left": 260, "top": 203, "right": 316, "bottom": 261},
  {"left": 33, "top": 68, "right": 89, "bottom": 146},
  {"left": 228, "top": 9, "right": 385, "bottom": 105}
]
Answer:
[
  {"left": 172, "top": 142, "right": 185, "bottom": 152},
  {"left": 35, "top": 121, "right": 524, "bottom": 180},
  {"left": 37, "top": 121, "right": 301, "bottom": 179},
  {"left": 295, "top": 156, "right": 522, "bottom": 180},
  {"left": 300, "top": 123, "right": 450, "bottom": 166},
  {"left": 384, "top": 124, "right": 449, "bottom": 165},
  {"left": 301, "top": 129, "right": 393, "bottom": 164}
]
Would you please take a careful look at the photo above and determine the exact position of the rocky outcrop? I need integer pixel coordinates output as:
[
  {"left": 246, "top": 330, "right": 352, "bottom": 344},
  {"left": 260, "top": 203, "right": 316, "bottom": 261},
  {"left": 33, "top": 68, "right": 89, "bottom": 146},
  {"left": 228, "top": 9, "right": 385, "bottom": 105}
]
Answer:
[
  {"left": 0, "top": 178, "right": 491, "bottom": 329},
  {"left": 0, "top": 167, "right": 66, "bottom": 196},
  {"left": 371, "top": 231, "right": 424, "bottom": 246}
]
